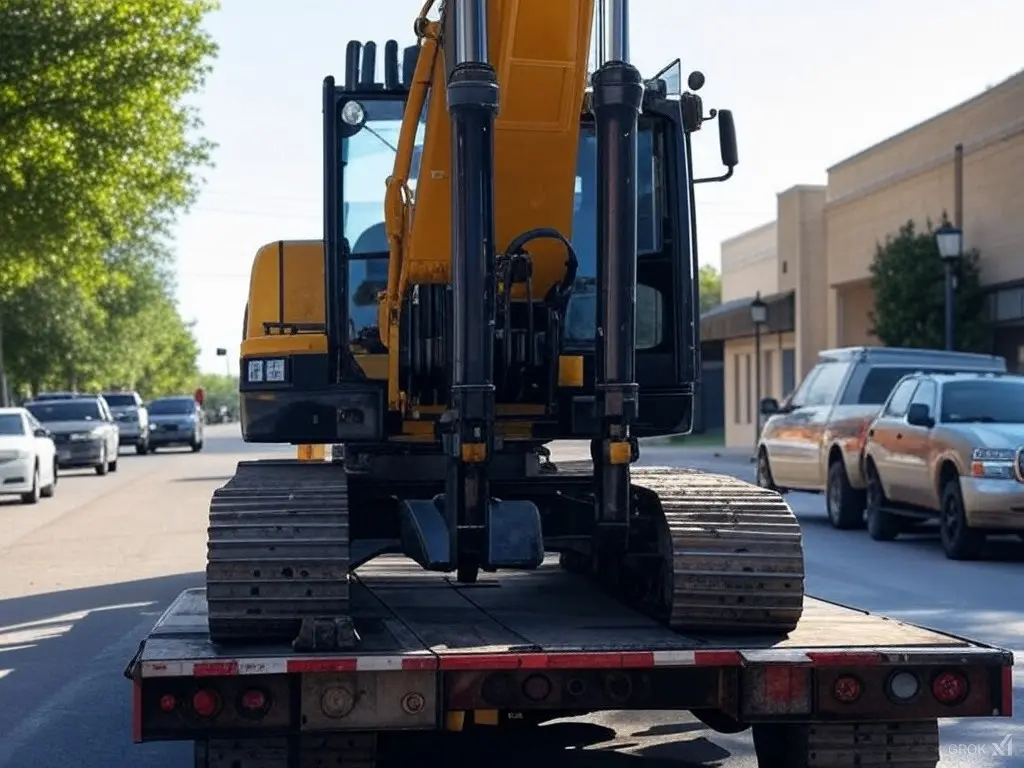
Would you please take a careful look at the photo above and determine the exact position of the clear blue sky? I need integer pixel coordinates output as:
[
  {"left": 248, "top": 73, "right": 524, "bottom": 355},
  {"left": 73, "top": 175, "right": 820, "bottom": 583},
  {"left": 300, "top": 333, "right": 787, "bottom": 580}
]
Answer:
[{"left": 175, "top": 0, "right": 1023, "bottom": 373}]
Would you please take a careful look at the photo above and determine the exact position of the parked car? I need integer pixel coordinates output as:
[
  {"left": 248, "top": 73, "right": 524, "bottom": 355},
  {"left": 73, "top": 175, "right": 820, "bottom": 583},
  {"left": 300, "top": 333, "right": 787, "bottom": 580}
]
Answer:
[
  {"left": 101, "top": 391, "right": 151, "bottom": 455},
  {"left": 756, "top": 346, "right": 1007, "bottom": 530},
  {"left": 147, "top": 396, "right": 204, "bottom": 452},
  {"left": 25, "top": 396, "right": 121, "bottom": 475},
  {"left": 0, "top": 406, "right": 58, "bottom": 504},
  {"left": 862, "top": 371, "right": 1024, "bottom": 559}
]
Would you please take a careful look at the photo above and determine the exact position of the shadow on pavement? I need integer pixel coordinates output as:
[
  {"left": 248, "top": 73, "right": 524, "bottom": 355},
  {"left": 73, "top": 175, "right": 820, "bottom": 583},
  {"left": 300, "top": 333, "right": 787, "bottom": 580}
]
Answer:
[
  {"left": 395, "top": 723, "right": 731, "bottom": 768},
  {"left": 0, "top": 572, "right": 204, "bottom": 710}
]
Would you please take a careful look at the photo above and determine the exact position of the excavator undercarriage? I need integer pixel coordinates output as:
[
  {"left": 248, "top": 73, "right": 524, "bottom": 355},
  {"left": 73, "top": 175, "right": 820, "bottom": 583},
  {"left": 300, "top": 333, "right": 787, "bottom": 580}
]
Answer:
[{"left": 208, "top": 0, "right": 806, "bottom": 650}]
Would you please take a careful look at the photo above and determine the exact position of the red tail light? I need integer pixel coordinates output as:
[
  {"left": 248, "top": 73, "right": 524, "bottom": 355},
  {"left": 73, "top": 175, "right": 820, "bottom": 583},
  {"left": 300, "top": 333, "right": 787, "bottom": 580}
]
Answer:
[
  {"left": 158, "top": 694, "right": 177, "bottom": 713},
  {"left": 833, "top": 675, "right": 862, "bottom": 703},
  {"left": 932, "top": 671, "right": 969, "bottom": 705},
  {"left": 241, "top": 689, "right": 266, "bottom": 711},
  {"left": 191, "top": 688, "right": 221, "bottom": 718}
]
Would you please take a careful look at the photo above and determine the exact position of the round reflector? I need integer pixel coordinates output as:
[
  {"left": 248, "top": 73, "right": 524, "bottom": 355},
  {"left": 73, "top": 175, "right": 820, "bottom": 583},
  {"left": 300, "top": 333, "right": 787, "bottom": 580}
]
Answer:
[
  {"left": 887, "top": 671, "right": 921, "bottom": 701},
  {"left": 159, "top": 694, "right": 177, "bottom": 713}
]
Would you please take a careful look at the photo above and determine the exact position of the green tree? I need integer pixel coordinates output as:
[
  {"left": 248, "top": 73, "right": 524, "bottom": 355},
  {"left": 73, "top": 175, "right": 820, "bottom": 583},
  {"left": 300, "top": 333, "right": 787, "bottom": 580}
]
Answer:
[
  {"left": 699, "top": 264, "right": 722, "bottom": 313},
  {"left": 869, "top": 217, "right": 988, "bottom": 351},
  {"left": 2, "top": 235, "right": 200, "bottom": 398},
  {"left": 0, "top": 0, "right": 219, "bottom": 293}
]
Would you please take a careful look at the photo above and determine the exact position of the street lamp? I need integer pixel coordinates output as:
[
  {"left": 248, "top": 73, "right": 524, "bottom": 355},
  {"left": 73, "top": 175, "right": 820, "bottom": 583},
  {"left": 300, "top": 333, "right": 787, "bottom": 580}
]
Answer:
[
  {"left": 749, "top": 292, "right": 768, "bottom": 454},
  {"left": 215, "top": 347, "right": 230, "bottom": 377},
  {"left": 935, "top": 224, "right": 963, "bottom": 351}
]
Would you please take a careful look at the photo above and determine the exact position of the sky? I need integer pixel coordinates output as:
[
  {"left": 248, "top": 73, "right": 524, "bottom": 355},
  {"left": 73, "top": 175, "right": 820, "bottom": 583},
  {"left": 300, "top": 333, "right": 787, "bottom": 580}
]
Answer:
[{"left": 173, "top": 0, "right": 1024, "bottom": 373}]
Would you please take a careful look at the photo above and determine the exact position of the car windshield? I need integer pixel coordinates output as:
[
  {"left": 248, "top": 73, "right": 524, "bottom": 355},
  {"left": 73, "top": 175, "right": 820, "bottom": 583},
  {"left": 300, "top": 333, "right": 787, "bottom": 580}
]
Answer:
[
  {"left": 104, "top": 394, "right": 136, "bottom": 407},
  {"left": 148, "top": 399, "right": 194, "bottom": 415},
  {"left": 27, "top": 400, "right": 102, "bottom": 422},
  {"left": 0, "top": 414, "right": 25, "bottom": 436},
  {"left": 940, "top": 380, "right": 1024, "bottom": 423}
]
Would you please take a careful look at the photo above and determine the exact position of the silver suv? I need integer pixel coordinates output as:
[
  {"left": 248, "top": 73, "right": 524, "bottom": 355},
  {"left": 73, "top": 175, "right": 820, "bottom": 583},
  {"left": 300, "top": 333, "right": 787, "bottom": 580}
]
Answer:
[{"left": 101, "top": 391, "right": 150, "bottom": 455}]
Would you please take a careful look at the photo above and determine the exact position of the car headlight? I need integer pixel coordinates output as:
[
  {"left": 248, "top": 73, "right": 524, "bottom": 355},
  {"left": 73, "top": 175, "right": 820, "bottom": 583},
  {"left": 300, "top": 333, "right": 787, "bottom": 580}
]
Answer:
[{"left": 969, "top": 447, "right": 1016, "bottom": 479}]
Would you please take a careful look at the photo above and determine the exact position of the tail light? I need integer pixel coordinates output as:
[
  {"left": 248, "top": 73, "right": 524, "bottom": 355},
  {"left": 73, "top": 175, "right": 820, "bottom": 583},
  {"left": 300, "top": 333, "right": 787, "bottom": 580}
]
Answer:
[
  {"left": 191, "top": 688, "right": 221, "bottom": 718},
  {"left": 932, "top": 670, "right": 969, "bottom": 705},
  {"left": 832, "top": 675, "right": 862, "bottom": 703},
  {"left": 238, "top": 687, "right": 272, "bottom": 719}
]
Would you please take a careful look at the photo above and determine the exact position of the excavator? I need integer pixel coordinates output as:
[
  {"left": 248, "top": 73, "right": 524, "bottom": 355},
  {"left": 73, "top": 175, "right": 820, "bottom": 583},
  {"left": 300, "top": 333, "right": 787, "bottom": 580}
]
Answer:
[{"left": 207, "top": 0, "right": 806, "bottom": 649}]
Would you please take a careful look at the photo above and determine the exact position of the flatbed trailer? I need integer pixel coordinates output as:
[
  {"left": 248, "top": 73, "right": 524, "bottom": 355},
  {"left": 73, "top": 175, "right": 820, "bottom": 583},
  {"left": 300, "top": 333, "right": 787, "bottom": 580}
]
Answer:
[{"left": 127, "top": 555, "right": 1013, "bottom": 768}]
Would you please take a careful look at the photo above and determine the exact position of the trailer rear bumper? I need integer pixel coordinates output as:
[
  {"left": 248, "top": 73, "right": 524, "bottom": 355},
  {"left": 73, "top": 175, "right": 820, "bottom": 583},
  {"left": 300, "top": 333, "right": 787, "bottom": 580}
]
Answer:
[{"left": 129, "top": 639, "right": 1013, "bottom": 744}]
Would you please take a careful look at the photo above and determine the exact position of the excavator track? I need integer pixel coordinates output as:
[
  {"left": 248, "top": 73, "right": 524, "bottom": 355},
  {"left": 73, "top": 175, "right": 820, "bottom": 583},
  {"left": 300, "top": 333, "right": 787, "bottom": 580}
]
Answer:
[
  {"left": 558, "top": 463, "right": 805, "bottom": 635},
  {"left": 205, "top": 460, "right": 351, "bottom": 644}
]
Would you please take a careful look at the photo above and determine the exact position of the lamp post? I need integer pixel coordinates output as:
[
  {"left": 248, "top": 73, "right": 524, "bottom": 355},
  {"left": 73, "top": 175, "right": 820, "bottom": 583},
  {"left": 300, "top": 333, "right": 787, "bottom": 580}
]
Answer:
[
  {"left": 935, "top": 225, "right": 963, "bottom": 351},
  {"left": 749, "top": 292, "right": 768, "bottom": 454},
  {"left": 215, "top": 347, "right": 230, "bottom": 377}
]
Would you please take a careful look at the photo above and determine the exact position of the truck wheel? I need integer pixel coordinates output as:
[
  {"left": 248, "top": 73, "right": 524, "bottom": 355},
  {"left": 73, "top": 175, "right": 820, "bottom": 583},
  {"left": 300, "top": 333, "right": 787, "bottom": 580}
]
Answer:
[
  {"left": 136, "top": 441, "right": 149, "bottom": 455},
  {"left": 191, "top": 439, "right": 204, "bottom": 453},
  {"left": 826, "top": 458, "right": 866, "bottom": 530},
  {"left": 865, "top": 463, "right": 899, "bottom": 541},
  {"left": 939, "top": 479, "right": 984, "bottom": 560}
]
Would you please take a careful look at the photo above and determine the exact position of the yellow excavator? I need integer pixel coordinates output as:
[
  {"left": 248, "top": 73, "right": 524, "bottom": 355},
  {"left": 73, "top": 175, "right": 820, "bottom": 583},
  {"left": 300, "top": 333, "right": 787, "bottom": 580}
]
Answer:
[{"left": 207, "top": 0, "right": 805, "bottom": 647}]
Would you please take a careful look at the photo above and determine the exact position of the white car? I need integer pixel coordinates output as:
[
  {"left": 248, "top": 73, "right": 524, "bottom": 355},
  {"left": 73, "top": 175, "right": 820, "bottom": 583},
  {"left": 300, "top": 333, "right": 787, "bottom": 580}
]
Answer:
[{"left": 0, "top": 406, "right": 58, "bottom": 504}]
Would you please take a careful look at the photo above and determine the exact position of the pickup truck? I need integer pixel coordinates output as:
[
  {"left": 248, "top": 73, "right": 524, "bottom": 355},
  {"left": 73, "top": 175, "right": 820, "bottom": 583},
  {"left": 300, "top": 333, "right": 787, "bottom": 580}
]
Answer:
[
  {"left": 756, "top": 346, "right": 1006, "bottom": 530},
  {"left": 126, "top": 552, "right": 1013, "bottom": 768}
]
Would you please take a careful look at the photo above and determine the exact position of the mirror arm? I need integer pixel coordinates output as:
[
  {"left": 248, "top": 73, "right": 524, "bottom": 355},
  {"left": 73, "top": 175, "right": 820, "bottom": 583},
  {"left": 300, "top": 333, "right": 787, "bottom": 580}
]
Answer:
[{"left": 694, "top": 165, "right": 735, "bottom": 185}]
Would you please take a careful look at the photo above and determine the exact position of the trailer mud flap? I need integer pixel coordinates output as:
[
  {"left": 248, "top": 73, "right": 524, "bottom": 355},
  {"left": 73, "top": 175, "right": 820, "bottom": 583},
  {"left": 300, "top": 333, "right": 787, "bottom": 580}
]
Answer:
[{"left": 398, "top": 496, "right": 544, "bottom": 570}]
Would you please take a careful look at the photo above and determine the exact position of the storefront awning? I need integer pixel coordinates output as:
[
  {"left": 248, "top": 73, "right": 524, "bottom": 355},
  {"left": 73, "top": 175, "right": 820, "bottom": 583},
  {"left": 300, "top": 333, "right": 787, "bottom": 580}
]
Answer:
[{"left": 700, "top": 290, "right": 795, "bottom": 342}]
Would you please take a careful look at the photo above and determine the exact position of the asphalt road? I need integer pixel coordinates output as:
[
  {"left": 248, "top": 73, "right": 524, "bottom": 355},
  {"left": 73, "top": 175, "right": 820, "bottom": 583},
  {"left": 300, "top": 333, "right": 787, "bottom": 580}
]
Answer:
[{"left": 0, "top": 431, "right": 1019, "bottom": 767}]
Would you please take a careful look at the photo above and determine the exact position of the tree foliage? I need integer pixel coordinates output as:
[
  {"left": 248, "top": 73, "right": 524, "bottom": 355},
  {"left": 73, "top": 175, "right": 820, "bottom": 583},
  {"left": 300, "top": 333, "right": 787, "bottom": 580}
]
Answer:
[
  {"left": 699, "top": 264, "right": 722, "bottom": 314},
  {"left": 197, "top": 372, "right": 239, "bottom": 411},
  {"left": 869, "top": 216, "right": 989, "bottom": 352},
  {"left": 0, "top": 0, "right": 219, "bottom": 397},
  {"left": 0, "top": 0, "right": 218, "bottom": 293},
  {"left": 3, "top": 236, "right": 200, "bottom": 398}
]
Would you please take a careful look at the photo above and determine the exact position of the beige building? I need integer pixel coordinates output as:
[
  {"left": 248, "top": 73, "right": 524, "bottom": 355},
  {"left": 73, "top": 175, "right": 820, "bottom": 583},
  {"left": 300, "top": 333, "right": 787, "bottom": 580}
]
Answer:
[{"left": 709, "top": 68, "right": 1024, "bottom": 449}]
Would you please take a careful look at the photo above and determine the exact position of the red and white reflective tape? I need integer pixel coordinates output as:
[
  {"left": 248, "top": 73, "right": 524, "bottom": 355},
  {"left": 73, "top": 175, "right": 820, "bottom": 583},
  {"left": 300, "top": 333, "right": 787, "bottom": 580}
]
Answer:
[
  {"left": 139, "top": 655, "right": 436, "bottom": 678},
  {"left": 136, "top": 648, "right": 915, "bottom": 679}
]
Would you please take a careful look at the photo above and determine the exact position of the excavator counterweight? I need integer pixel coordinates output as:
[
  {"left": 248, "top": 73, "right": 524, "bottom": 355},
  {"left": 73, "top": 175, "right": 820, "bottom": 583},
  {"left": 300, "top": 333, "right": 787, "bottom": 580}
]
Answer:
[{"left": 207, "top": 0, "right": 805, "bottom": 650}]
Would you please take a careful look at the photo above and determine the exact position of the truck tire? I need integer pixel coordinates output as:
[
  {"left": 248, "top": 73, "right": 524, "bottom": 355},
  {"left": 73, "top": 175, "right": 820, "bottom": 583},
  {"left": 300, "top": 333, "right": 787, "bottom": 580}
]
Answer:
[
  {"left": 755, "top": 448, "right": 778, "bottom": 492},
  {"left": 826, "top": 458, "right": 865, "bottom": 530},
  {"left": 939, "top": 479, "right": 984, "bottom": 560},
  {"left": 865, "top": 462, "right": 899, "bottom": 541}
]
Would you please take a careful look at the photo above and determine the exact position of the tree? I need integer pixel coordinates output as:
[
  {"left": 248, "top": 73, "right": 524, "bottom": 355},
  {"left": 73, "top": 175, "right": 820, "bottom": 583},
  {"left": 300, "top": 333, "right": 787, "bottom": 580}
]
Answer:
[
  {"left": 869, "top": 216, "right": 989, "bottom": 351},
  {"left": 0, "top": 0, "right": 219, "bottom": 294},
  {"left": 2, "top": 235, "right": 200, "bottom": 398},
  {"left": 699, "top": 264, "right": 722, "bottom": 313}
]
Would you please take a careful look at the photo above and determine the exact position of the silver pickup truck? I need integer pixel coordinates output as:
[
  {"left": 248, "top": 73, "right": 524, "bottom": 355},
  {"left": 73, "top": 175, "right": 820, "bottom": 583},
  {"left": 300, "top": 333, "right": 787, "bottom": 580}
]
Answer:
[{"left": 755, "top": 346, "right": 1006, "bottom": 530}]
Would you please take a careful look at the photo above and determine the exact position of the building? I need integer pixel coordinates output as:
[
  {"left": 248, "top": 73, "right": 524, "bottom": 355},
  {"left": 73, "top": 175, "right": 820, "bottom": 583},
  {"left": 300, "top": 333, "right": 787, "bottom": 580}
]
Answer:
[{"left": 710, "top": 68, "right": 1024, "bottom": 449}]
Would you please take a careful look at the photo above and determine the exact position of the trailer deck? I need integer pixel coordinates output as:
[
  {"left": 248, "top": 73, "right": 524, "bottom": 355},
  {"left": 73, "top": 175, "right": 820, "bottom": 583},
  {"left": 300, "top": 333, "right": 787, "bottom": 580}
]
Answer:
[{"left": 136, "top": 554, "right": 1004, "bottom": 676}]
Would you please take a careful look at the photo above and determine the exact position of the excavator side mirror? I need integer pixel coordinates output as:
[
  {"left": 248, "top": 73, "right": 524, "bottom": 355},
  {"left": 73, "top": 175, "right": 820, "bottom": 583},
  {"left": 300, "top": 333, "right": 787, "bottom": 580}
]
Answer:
[{"left": 718, "top": 109, "right": 738, "bottom": 169}]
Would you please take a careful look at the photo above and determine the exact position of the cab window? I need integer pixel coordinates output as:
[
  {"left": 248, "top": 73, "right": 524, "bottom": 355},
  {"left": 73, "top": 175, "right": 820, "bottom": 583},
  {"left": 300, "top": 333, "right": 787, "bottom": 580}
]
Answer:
[{"left": 794, "top": 362, "right": 851, "bottom": 407}]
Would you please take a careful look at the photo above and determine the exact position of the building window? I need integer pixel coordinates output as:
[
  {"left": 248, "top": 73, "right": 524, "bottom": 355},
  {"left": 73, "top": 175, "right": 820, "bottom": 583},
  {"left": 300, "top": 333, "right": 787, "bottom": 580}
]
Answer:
[
  {"left": 764, "top": 349, "right": 774, "bottom": 399},
  {"left": 733, "top": 354, "right": 741, "bottom": 424},
  {"left": 744, "top": 354, "right": 752, "bottom": 424}
]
